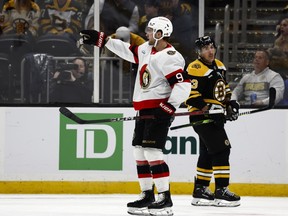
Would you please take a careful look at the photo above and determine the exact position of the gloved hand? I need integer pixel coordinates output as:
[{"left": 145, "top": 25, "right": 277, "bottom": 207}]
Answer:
[
  {"left": 155, "top": 102, "right": 176, "bottom": 120},
  {"left": 78, "top": 30, "right": 107, "bottom": 47},
  {"left": 226, "top": 100, "right": 240, "bottom": 121}
]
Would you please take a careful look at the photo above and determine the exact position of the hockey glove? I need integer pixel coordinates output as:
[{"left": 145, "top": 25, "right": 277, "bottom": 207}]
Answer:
[
  {"left": 79, "top": 30, "right": 107, "bottom": 48},
  {"left": 226, "top": 100, "right": 240, "bottom": 121},
  {"left": 155, "top": 102, "right": 176, "bottom": 120}
]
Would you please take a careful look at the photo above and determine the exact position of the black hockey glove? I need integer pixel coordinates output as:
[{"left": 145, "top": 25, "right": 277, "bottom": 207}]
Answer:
[
  {"left": 78, "top": 30, "right": 107, "bottom": 47},
  {"left": 226, "top": 100, "right": 240, "bottom": 121},
  {"left": 155, "top": 102, "right": 176, "bottom": 120}
]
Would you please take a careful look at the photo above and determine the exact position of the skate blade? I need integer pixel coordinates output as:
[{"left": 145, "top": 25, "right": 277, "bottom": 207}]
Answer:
[
  {"left": 192, "top": 198, "right": 215, "bottom": 206},
  {"left": 214, "top": 199, "right": 241, "bottom": 207},
  {"left": 148, "top": 207, "right": 173, "bottom": 216},
  {"left": 127, "top": 207, "right": 150, "bottom": 215}
]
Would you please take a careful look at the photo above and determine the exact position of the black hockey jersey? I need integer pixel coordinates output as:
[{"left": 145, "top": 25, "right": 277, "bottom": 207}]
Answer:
[{"left": 185, "top": 58, "right": 231, "bottom": 112}]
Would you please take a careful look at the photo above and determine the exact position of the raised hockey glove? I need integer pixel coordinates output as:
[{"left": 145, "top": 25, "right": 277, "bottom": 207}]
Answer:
[
  {"left": 79, "top": 30, "right": 107, "bottom": 47},
  {"left": 155, "top": 102, "right": 176, "bottom": 120},
  {"left": 226, "top": 100, "right": 240, "bottom": 121}
]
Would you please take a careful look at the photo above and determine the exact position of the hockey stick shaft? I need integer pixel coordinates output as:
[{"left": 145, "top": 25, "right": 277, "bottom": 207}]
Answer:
[
  {"left": 59, "top": 107, "right": 224, "bottom": 124},
  {"left": 170, "top": 87, "right": 276, "bottom": 130},
  {"left": 170, "top": 119, "right": 214, "bottom": 130}
]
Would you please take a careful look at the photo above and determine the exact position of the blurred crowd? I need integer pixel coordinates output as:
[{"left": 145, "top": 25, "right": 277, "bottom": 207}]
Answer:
[
  {"left": 1, "top": 0, "right": 288, "bottom": 106},
  {"left": 0, "top": 0, "right": 197, "bottom": 104}
]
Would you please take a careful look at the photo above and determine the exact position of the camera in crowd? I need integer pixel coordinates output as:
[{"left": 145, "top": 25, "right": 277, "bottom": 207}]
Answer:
[{"left": 55, "top": 63, "right": 79, "bottom": 81}]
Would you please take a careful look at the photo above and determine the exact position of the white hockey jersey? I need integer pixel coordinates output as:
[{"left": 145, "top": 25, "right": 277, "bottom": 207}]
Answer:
[{"left": 105, "top": 39, "right": 190, "bottom": 110}]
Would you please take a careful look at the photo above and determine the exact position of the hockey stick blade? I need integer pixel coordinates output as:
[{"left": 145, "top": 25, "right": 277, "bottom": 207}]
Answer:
[
  {"left": 59, "top": 107, "right": 87, "bottom": 124},
  {"left": 59, "top": 107, "right": 224, "bottom": 124}
]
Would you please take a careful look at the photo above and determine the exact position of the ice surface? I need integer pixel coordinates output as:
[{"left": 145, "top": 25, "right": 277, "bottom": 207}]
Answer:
[{"left": 0, "top": 194, "right": 287, "bottom": 216}]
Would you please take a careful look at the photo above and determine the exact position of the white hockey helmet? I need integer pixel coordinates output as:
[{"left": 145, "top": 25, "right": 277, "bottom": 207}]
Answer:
[{"left": 147, "top": 16, "right": 173, "bottom": 38}]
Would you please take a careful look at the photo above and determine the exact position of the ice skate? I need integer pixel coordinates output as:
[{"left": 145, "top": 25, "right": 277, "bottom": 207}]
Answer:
[
  {"left": 127, "top": 189, "right": 155, "bottom": 215},
  {"left": 192, "top": 183, "right": 215, "bottom": 206},
  {"left": 148, "top": 191, "right": 173, "bottom": 216},
  {"left": 214, "top": 187, "right": 241, "bottom": 207}
]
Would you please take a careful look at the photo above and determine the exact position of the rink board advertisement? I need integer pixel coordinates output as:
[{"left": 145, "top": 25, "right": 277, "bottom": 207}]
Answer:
[{"left": 0, "top": 107, "right": 288, "bottom": 185}]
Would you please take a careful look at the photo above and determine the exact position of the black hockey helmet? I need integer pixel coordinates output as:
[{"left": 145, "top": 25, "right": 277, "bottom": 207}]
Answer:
[{"left": 195, "top": 36, "right": 217, "bottom": 52}]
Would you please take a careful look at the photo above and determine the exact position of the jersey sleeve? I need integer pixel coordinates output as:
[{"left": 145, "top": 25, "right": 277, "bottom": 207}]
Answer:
[
  {"left": 161, "top": 51, "right": 191, "bottom": 108},
  {"left": 185, "top": 63, "right": 207, "bottom": 110},
  {"left": 105, "top": 38, "right": 139, "bottom": 64}
]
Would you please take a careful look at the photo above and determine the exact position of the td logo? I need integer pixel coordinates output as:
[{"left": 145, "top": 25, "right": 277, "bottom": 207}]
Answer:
[{"left": 59, "top": 113, "right": 123, "bottom": 170}]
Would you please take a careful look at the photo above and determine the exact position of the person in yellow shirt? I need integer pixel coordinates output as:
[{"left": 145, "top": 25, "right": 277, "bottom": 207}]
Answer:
[{"left": 2, "top": 0, "right": 40, "bottom": 37}]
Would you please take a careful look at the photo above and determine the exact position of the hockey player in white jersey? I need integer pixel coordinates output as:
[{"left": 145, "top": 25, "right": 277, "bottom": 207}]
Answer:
[{"left": 78, "top": 16, "right": 191, "bottom": 215}]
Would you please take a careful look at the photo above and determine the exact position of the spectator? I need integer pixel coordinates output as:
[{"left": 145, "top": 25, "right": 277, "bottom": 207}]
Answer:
[
  {"left": 38, "top": 0, "right": 83, "bottom": 40},
  {"left": 274, "top": 17, "right": 288, "bottom": 54},
  {"left": 158, "top": 0, "right": 198, "bottom": 64},
  {"left": 50, "top": 57, "right": 93, "bottom": 103},
  {"left": 85, "top": 0, "right": 139, "bottom": 35},
  {"left": 0, "top": 0, "right": 41, "bottom": 101},
  {"left": 1, "top": 0, "right": 40, "bottom": 37},
  {"left": 268, "top": 47, "right": 288, "bottom": 80},
  {"left": 138, "top": 0, "right": 160, "bottom": 39},
  {"left": 84, "top": 0, "right": 105, "bottom": 30},
  {"left": 35, "top": 0, "right": 84, "bottom": 56},
  {"left": 231, "top": 50, "right": 284, "bottom": 106}
]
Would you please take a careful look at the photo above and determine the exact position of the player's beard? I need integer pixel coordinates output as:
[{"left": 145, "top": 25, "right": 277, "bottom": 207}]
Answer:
[{"left": 148, "top": 38, "right": 155, "bottom": 46}]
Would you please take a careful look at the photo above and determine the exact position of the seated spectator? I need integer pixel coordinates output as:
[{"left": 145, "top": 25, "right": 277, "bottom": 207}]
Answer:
[
  {"left": 269, "top": 49, "right": 288, "bottom": 107},
  {"left": 50, "top": 57, "right": 93, "bottom": 103},
  {"left": 231, "top": 50, "right": 285, "bottom": 107},
  {"left": 268, "top": 47, "right": 288, "bottom": 80},
  {"left": 85, "top": 0, "right": 140, "bottom": 35},
  {"left": 138, "top": 0, "right": 160, "bottom": 39},
  {"left": 38, "top": 0, "right": 83, "bottom": 40},
  {"left": 0, "top": 0, "right": 41, "bottom": 101},
  {"left": 35, "top": 0, "right": 84, "bottom": 56},
  {"left": 1, "top": 0, "right": 40, "bottom": 38},
  {"left": 158, "top": 0, "right": 198, "bottom": 63}
]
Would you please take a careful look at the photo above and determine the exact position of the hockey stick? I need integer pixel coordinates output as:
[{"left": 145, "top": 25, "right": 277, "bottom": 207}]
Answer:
[
  {"left": 170, "top": 119, "right": 214, "bottom": 130},
  {"left": 170, "top": 87, "right": 276, "bottom": 130},
  {"left": 238, "top": 87, "right": 276, "bottom": 116},
  {"left": 59, "top": 107, "right": 224, "bottom": 124}
]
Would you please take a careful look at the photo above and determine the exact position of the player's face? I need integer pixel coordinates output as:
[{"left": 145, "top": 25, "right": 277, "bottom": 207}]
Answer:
[
  {"left": 145, "top": 27, "right": 156, "bottom": 45},
  {"left": 199, "top": 44, "right": 216, "bottom": 63}
]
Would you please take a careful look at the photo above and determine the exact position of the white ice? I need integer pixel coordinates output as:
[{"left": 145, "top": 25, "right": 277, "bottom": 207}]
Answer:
[{"left": 0, "top": 194, "right": 287, "bottom": 216}]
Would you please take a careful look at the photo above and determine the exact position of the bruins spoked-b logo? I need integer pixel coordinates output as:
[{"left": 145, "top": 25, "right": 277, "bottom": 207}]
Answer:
[
  {"left": 214, "top": 80, "right": 226, "bottom": 102},
  {"left": 140, "top": 64, "right": 151, "bottom": 89}
]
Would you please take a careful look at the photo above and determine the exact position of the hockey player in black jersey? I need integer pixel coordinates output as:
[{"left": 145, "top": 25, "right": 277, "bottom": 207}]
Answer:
[
  {"left": 77, "top": 16, "right": 190, "bottom": 215},
  {"left": 185, "top": 36, "right": 241, "bottom": 207}
]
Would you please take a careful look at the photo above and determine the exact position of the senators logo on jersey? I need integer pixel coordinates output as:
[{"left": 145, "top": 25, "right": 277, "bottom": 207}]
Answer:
[{"left": 139, "top": 64, "right": 151, "bottom": 89}]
